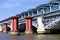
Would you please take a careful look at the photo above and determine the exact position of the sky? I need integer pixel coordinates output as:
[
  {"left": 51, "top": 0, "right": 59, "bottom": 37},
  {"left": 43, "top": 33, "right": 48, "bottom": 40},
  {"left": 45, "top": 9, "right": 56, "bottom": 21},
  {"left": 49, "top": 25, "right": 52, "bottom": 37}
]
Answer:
[{"left": 0, "top": 0, "right": 50, "bottom": 21}]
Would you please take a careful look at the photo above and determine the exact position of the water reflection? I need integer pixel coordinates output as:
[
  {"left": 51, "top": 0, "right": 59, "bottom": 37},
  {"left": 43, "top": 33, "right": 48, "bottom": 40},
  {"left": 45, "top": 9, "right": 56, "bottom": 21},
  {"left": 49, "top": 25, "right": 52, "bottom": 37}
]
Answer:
[
  {"left": 36, "top": 35, "right": 46, "bottom": 40},
  {"left": 11, "top": 36, "right": 18, "bottom": 40},
  {"left": 0, "top": 33, "right": 60, "bottom": 40},
  {"left": 26, "top": 35, "right": 32, "bottom": 40}
]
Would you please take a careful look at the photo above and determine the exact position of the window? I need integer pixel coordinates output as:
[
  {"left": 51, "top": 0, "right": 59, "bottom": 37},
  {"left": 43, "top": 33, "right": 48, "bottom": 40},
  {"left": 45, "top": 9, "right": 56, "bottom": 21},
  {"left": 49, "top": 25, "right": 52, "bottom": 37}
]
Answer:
[
  {"left": 22, "top": 14, "right": 24, "bottom": 18},
  {"left": 29, "top": 12, "right": 32, "bottom": 16},
  {"left": 33, "top": 10, "right": 37, "bottom": 16},
  {"left": 44, "top": 6, "right": 50, "bottom": 12},
  {"left": 19, "top": 15, "right": 21, "bottom": 18},
  {"left": 38, "top": 8, "right": 44, "bottom": 14},
  {"left": 51, "top": 3, "right": 59, "bottom": 10},
  {"left": 25, "top": 13, "right": 28, "bottom": 17}
]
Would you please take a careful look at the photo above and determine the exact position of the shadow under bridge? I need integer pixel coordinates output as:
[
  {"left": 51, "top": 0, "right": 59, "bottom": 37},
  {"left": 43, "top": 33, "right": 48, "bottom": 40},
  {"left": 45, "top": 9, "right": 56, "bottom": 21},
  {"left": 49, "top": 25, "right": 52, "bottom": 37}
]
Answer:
[{"left": 18, "top": 22, "right": 38, "bottom": 33}]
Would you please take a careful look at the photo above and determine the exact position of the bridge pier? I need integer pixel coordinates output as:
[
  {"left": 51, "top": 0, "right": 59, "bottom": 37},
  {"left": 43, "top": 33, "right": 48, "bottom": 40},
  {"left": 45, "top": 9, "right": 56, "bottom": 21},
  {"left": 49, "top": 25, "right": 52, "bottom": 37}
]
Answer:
[
  {"left": 3, "top": 23, "right": 8, "bottom": 33},
  {"left": 0, "top": 25, "right": 2, "bottom": 32},
  {"left": 37, "top": 16, "right": 45, "bottom": 33},
  {"left": 10, "top": 16, "right": 19, "bottom": 35},
  {"left": 25, "top": 17, "right": 33, "bottom": 34}
]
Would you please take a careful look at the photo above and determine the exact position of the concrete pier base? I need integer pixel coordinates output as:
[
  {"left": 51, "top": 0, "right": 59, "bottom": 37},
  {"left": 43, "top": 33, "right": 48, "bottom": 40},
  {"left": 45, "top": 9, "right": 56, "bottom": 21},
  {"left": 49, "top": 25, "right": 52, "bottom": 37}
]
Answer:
[
  {"left": 37, "top": 30, "right": 45, "bottom": 34},
  {"left": 37, "top": 30, "right": 51, "bottom": 34},
  {"left": 20, "top": 32, "right": 25, "bottom": 35},
  {"left": 9, "top": 31, "right": 19, "bottom": 36},
  {"left": 37, "top": 16, "right": 45, "bottom": 34},
  {"left": 25, "top": 31, "right": 33, "bottom": 34},
  {"left": 3, "top": 31, "right": 7, "bottom": 33}
]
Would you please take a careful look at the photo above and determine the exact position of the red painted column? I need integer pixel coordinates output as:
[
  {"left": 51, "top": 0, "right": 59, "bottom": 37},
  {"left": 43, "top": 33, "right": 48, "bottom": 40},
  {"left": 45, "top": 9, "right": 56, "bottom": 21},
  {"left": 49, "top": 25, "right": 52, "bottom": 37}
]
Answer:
[
  {"left": 11, "top": 16, "right": 19, "bottom": 32},
  {"left": 10, "top": 16, "right": 19, "bottom": 35},
  {"left": 25, "top": 17, "right": 33, "bottom": 34},
  {"left": 3, "top": 23, "right": 8, "bottom": 32}
]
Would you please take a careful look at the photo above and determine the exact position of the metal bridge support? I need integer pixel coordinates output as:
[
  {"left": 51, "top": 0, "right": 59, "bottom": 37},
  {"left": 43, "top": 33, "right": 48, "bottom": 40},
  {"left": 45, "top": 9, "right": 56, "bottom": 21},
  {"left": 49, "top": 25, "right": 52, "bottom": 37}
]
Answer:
[
  {"left": 25, "top": 17, "right": 33, "bottom": 34},
  {"left": 3, "top": 23, "right": 8, "bottom": 33},
  {"left": 37, "top": 16, "right": 45, "bottom": 33},
  {"left": 10, "top": 16, "right": 19, "bottom": 35}
]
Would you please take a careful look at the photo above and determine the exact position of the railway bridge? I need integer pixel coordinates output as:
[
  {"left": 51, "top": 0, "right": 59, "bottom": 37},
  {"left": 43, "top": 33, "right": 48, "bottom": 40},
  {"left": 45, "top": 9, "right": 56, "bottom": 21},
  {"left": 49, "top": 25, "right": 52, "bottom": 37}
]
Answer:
[{"left": 0, "top": 0, "right": 60, "bottom": 35}]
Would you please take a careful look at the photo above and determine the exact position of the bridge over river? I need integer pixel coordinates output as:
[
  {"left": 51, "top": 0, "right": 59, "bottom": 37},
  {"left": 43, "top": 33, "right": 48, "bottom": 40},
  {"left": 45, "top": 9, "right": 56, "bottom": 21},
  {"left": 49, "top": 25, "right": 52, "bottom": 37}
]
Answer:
[{"left": 0, "top": 0, "right": 60, "bottom": 35}]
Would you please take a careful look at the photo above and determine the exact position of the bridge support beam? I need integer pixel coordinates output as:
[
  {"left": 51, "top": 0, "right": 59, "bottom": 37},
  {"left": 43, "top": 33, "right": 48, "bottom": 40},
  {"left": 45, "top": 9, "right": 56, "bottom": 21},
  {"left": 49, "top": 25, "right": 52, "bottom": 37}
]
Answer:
[
  {"left": 10, "top": 16, "right": 19, "bottom": 35},
  {"left": 37, "top": 16, "right": 45, "bottom": 33},
  {"left": 3, "top": 23, "right": 8, "bottom": 33},
  {"left": 25, "top": 17, "right": 33, "bottom": 34}
]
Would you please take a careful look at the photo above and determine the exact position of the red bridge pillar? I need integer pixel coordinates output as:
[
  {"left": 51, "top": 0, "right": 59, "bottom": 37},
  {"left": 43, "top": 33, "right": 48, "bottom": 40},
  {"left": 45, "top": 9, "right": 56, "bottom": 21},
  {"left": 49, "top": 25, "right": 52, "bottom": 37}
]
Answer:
[
  {"left": 3, "top": 23, "right": 8, "bottom": 33},
  {"left": 10, "top": 16, "right": 19, "bottom": 35},
  {"left": 25, "top": 17, "right": 33, "bottom": 34}
]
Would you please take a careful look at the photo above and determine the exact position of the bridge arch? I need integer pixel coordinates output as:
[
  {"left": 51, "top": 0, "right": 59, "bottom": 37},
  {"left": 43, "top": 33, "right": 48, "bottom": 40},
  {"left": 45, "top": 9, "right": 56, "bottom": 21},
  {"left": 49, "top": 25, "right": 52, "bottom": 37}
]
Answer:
[{"left": 18, "top": 23, "right": 37, "bottom": 33}]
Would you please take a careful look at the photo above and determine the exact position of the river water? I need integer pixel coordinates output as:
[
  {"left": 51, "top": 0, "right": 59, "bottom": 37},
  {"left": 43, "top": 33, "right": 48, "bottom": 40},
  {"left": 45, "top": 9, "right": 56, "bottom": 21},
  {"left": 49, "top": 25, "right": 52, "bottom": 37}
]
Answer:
[{"left": 0, "top": 33, "right": 60, "bottom": 40}]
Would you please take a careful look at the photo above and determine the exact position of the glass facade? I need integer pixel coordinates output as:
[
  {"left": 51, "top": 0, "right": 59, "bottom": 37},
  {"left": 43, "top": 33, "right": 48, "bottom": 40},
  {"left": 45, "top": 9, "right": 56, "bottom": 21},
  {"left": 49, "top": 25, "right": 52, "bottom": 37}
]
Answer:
[
  {"left": 19, "top": 3, "right": 60, "bottom": 18},
  {"left": 22, "top": 14, "right": 24, "bottom": 18},
  {"left": 51, "top": 3, "right": 59, "bottom": 10},
  {"left": 29, "top": 12, "right": 32, "bottom": 16},
  {"left": 38, "top": 8, "right": 44, "bottom": 14},
  {"left": 33, "top": 11, "right": 37, "bottom": 16},
  {"left": 44, "top": 6, "right": 50, "bottom": 12},
  {"left": 25, "top": 13, "right": 28, "bottom": 17},
  {"left": 20, "top": 15, "right": 21, "bottom": 18}
]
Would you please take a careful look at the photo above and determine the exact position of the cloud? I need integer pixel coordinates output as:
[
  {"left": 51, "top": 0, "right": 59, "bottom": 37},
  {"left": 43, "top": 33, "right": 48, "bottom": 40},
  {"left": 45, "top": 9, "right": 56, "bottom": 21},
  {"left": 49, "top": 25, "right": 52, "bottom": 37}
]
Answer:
[
  {"left": 21, "top": 0, "right": 27, "bottom": 1},
  {"left": 32, "top": 0, "right": 40, "bottom": 1},
  {"left": 0, "top": 0, "right": 49, "bottom": 9},
  {"left": 22, "top": 0, "right": 40, "bottom": 1},
  {"left": 0, "top": 0, "right": 22, "bottom": 9}
]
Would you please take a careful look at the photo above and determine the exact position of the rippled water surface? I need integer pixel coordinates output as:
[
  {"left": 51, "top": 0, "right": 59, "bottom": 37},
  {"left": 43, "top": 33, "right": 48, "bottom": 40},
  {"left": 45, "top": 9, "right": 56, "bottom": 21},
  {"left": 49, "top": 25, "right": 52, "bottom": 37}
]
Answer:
[{"left": 0, "top": 33, "right": 60, "bottom": 40}]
